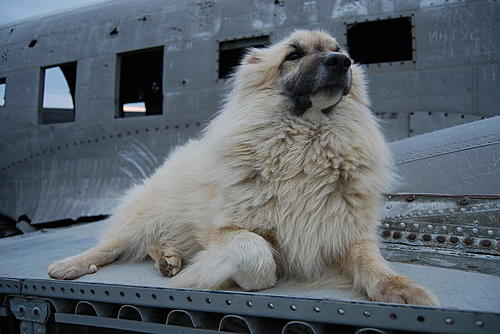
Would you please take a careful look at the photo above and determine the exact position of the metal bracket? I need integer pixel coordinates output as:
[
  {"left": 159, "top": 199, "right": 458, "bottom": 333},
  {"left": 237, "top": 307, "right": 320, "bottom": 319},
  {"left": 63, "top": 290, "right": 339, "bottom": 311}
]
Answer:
[{"left": 9, "top": 297, "right": 51, "bottom": 334}]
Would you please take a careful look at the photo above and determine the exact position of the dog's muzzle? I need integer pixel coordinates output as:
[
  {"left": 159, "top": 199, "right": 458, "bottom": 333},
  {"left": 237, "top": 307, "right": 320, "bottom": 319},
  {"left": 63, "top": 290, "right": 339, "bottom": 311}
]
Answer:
[{"left": 323, "top": 52, "right": 352, "bottom": 73}]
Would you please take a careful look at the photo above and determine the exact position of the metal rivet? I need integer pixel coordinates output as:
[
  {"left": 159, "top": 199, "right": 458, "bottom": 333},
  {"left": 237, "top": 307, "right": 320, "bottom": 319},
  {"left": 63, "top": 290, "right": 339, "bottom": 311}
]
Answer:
[
  {"left": 314, "top": 306, "right": 320, "bottom": 312},
  {"left": 338, "top": 308, "right": 345, "bottom": 315},
  {"left": 464, "top": 237, "right": 474, "bottom": 245},
  {"left": 427, "top": 210, "right": 433, "bottom": 215},
  {"left": 459, "top": 197, "right": 470, "bottom": 205},
  {"left": 460, "top": 208, "right": 467, "bottom": 212},
  {"left": 290, "top": 304, "right": 297, "bottom": 311},
  {"left": 399, "top": 222, "right": 406, "bottom": 228},
  {"left": 205, "top": 298, "right": 211, "bottom": 304},
  {"left": 449, "top": 208, "right": 456, "bottom": 213},
  {"left": 413, "top": 223, "right": 419, "bottom": 229},
  {"left": 474, "top": 320, "right": 484, "bottom": 327},
  {"left": 33, "top": 307, "right": 41, "bottom": 316},
  {"left": 386, "top": 204, "right": 392, "bottom": 209},
  {"left": 445, "top": 318, "right": 454, "bottom": 325},
  {"left": 225, "top": 299, "right": 231, "bottom": 305},
  {"left": 472, "top": 228, "right": 478, "bottom": 233},
  {"left": 268, "top": 303, "right": 274, "bottom": 309},
  {"left": 427, "top": 225, "right": 434, "bottom": 230},
  {"left": 18, "top": 305, "right": 26, "bottom": 314},
  {"left": 383, "top": 223, "right": 390, "bottom": 228},
  {"left": 247, "top": 301, "right": 253, "bottom": 307},
  {"left": 363, "top": 311, "right": 371, "bottom": 317},
  {"left": 441, "top": 226, "right": 448, "bottom": 231},
  {"left": 487, "top": 230, "right": 494, "bottom": 236},
  {"left": 456, "top": 227, "right": 463, "bottom": 233},
  {"left": 480, "top": 240, "right": 491, "bottom": 247}
]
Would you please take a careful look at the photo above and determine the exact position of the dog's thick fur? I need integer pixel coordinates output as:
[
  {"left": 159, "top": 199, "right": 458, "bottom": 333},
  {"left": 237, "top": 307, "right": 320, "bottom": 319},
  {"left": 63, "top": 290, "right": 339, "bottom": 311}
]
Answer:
[{"left": 48, "top": 30, "right": 438, "bottom": 306}]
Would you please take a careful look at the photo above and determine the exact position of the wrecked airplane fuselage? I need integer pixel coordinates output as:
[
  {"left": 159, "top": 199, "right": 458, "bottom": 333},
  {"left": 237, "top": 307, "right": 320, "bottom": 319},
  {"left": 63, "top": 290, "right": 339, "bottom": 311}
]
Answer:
[{"left": 0, "top": 0, "right": 498, "bottom": 333}]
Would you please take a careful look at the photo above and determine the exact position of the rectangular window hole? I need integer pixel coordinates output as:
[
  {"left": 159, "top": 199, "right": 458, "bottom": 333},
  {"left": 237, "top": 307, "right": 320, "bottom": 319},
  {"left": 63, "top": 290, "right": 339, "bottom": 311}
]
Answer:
[
  {"left": 347, "top": 17, "right": 413, "bottom": 64},
  {"left": 118, "top": 47, "right": 163, "bottom": 118},
  {"left": 41, "top": 62, "right": 77, "bottom": 124},
  {"left": 218, "top": 35, "right": 270, "bottom": 79},
  {"left": 0, "top": 77, "right": 5, "bottom": 107}
]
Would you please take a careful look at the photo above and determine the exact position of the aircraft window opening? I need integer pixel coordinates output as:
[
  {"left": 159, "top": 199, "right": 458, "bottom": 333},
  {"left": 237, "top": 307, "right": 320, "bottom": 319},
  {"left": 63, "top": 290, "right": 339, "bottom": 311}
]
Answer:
[
  {"left": 346, "top": 17, "right": 413, "bottom": 64},
  {"left": 218, "top": 35, "right": 270, "bottom": 79},
  {"left": 40, "top": 62, "right": 77, "bottom": 124},
  {"left": 117, "top": 47, "right": 164, "bottom": 118},
  {"left": 0, "top": 78, "right": 5, "bottom": 107}
]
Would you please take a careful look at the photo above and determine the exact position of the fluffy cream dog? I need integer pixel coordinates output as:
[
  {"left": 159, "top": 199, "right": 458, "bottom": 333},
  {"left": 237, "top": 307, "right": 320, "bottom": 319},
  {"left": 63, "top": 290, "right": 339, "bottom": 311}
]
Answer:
[{"left": 49, "top": 30, "right": 438, "bottom": 306}]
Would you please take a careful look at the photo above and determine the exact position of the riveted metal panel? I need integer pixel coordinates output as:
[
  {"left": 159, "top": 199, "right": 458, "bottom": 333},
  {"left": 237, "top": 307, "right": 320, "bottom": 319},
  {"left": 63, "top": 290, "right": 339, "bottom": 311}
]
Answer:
[
  {"left": 17, "top": 279, "right": 500, "bottom": 334},
  {"left": 391, "top": 116, "right": 500, "bottom": 195},
  {"left": 0, "top": 0, "right": 499, "bottom": 225},
  {"left": 409, "top": 112, "right": 483, "bottom": 136},
  {"left": 0, "top": 278, "right": 21, "bottom": 295},
  {"left": 416, "top": 1, "right": 500, "bottom": 69}
]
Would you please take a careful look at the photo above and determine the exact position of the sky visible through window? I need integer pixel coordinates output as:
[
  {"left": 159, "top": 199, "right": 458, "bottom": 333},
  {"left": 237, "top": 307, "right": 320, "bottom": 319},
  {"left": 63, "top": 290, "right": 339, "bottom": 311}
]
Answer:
[
  {"left": 43, "top": 67, "right": 74, "bottom": 109},
  {"left": 0, "top": 80, "right": 5, "bottom": 107}
]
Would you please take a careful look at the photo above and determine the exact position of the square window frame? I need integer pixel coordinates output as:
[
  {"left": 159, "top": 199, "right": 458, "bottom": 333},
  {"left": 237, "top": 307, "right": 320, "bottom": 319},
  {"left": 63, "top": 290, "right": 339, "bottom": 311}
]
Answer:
[
  {"left": 38, "top": 61, "right": 78, "bottom": 125},
  {"left": 216, "top": 33, "right": 272, "bottom": 81},
  {"left": 115, "top": 46, "right": 165, "bottom": 119},
  {"left": 344, "top": 13, "right": 417, "bottom": 72}
]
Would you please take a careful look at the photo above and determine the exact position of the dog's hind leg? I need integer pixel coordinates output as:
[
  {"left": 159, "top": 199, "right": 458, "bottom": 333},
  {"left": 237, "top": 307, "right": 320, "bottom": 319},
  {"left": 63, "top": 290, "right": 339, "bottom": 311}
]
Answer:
[
  {"left": 48, "top": 238, "right": 127, "bottom": 280},
  {"left": 168, "top": 227, "right": 277, "bottom": 291}
]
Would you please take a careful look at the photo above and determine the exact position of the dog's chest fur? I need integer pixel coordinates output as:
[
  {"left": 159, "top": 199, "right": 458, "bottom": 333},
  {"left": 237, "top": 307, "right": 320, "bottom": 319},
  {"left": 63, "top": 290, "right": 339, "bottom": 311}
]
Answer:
[{"left": 229, "top": 119, "right": 376, "bottom": 279}]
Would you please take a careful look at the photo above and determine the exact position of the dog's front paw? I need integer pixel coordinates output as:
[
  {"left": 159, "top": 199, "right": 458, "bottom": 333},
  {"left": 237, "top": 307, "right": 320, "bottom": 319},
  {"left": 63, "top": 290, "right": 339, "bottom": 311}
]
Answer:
[
  {"left": 48, "top": 258, "right": 96, "bottom": 280},
  {"left": 157, "top": 252, "right": 182, "bottom": 277},
  {"left": 373, "top": 275, "right": 439, "bottom": 306}
]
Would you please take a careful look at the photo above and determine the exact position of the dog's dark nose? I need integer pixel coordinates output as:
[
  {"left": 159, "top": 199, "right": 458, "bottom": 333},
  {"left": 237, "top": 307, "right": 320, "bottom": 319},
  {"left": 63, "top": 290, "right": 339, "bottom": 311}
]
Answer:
[{"left": 324, "top": 53, "right": 351, "bottom": 72}]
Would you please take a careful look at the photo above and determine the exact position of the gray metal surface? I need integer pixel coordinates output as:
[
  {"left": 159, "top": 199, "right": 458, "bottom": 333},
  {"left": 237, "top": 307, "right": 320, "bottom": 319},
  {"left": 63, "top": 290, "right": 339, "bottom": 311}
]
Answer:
[
  {"left": 392, "top": 116, "right": 500, "bottom": 195},
  {"left": 0, "top": 0, "right": 499, "bottom": 226},
  {"left": 0, "top": 220, "right": 499, "bottom": 314},
  {"left": 379, "top": 193, "right": 500, "bottom": 275},
  {"left": 1, "top": 276, "right": 497, "bottom": 334}
]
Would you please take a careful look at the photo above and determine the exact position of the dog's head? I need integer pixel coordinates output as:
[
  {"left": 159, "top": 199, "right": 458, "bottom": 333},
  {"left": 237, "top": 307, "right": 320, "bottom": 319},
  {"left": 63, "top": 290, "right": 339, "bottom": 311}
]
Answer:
[{"left": 234, "top": 30, "right": 368, "bottom": 117}]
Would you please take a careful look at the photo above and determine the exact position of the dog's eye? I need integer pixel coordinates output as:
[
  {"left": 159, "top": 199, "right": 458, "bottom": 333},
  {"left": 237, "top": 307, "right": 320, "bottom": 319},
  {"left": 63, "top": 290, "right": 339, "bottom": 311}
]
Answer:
[{"left": 286, "top": 52, "right": 304, "bottom": 61}]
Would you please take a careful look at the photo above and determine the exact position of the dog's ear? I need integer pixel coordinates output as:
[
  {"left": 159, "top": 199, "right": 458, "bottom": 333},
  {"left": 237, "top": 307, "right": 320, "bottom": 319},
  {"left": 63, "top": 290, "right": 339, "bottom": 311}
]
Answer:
[{"left": 242, "top": 48, "right": 263, "bottom": 64}]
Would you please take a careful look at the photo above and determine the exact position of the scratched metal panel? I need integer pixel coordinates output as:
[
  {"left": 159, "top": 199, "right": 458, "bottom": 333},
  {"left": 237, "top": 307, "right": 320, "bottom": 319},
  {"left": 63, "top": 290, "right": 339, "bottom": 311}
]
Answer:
[
  {"left": 0, "top": 120, "right": 202, "bottom": 224},
  {"left": 409, "top": 112, "right": 483, "bottom": 136},
  {"left": 375, "top": 112, "right": 410, "bottom": 142},
  {"left": 368, "top": 67, "right": 475, "bottom": 115},
  {"left": 477, "top": 64, "right": 500, "bottom": 117},
  {"left": 391, "top": 116, "right": 500, "bottom": 195},
  {"left": 0, "top": 0, "right": 499, "bottom": 225},
  {"left": 416, "top": 1, "right": 500, "bottom": 69}
]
